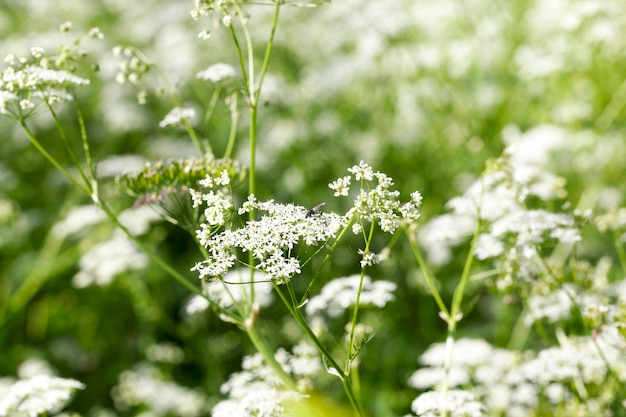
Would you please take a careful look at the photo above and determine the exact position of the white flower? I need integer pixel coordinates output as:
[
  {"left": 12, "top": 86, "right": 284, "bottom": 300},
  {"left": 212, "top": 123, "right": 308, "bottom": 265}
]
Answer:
[
  {"left": 348, "top": 160, "right": 375, "bottom": 181},
  {"left": 72, "top": 232, "right": 149, "bottom": 287},
  {"left": 51, "top": 205, "right": 106, "bottom": 238},
  {"left": 196, "top": 63, "right": 237, "bottom": 83},
  {"left": 159, "top": 106, "right": 196, "bottom": 128},
  {"left": 193, "top": 200, "right": 345, "bottom": 283},
  {"left": 334, "top": 163, "right": 421, "bottom": 234},
  {"left": 358, "top": 249, "right": 381, "bottom": 267},
  {"left": 213, "top": 344, "right": 319, "bottom": 417},
  {"left": 524, "top": 284, "right": 578, "bottom": 326},
  {"left": 0, "top": 375, "right": 85, "bottom": 417},
  {"left": 410, "top": 390, "right": 485, "bottom": 417},
  {"left": 329, "top": 175, "right": 351, "bottom": 197},
  {"left": 112, "top": 364, "right": 206, "bottom": 417},
  {"left": 183, "top": 294, "right": 210, "bottom": 316},
  {"left": 305, "top": 274, "right": 396, "bottom": 317},
  {"left": 0, "top": 90, "right": 19, "bottom": 114}
]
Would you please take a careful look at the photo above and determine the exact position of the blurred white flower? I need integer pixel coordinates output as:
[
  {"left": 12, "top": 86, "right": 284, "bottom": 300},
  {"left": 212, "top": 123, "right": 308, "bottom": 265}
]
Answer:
[
  {"left": 96, "top": 154, "right": 146, "bottom": 178},
  {"left": 0, "top": 375, "right": 84, "bottom": 417},
  {"left": 305, "top": 274, "right": 396, "bottom": 318},
  {"left": 112, "top": 363, "right": 206, "bottom": 417},
  {"left": 73, "top": 232, "right": 148, "bottom": 287},
  {"left": 159, "top": 106, "right": 196, "bottom": 128},
  {"left": 196, "top": 63, "right": 236, "bottom": 83},
  {"left": 212, "top": 343, "right": 319, "bottom": 417},
  {"left": 51, "top": 204, "right": 106, "bottom": 239},
  {"left": 410, "top": 389, "right": 485, "bottom": 417}
]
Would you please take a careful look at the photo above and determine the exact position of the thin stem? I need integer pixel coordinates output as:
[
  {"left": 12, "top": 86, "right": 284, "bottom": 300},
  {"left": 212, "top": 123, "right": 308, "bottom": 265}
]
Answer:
[
  {"left": 97, "top": 199, "right": 204, "bottom": 297},
  {"left": 345, "top": 221, "right": 375, "bottom": 374},
  {"left": 405, "top": 228, "right": 449, "bottom": 318},
  {"left": 255, "top": 1, "right": 281, "bottom": 103},
  {"left": 224, "top": 93, "right": 239, "bottom": 158},
  {"left": 228, "top": 23, "right": 250, "bottom": 97},
  {"left": 45, "top": 100, "right": 92, "bottom": 188},
  {"left": 19, "top": 120, "right": 91, "bottom": 195},
  {"left": 449, "top": 215, "right": 480, "bottom": 320},
  {"left": 302, "top": 215, "right": 355, "bottom": 301},
  {"left": 613, "top": 229, "right": 626, "bottom": 274},
  {"left": 201, "top": 84, "right": 222, "bottom": 136},
  {"left": 245, "top": 323, "right": 298, "bottom": 390},
  {"left": 233, "top": 3, "right": 256, "bottom": 100},
  {"left": 280, "top": 283, "right": 364, "bottom": 416}
]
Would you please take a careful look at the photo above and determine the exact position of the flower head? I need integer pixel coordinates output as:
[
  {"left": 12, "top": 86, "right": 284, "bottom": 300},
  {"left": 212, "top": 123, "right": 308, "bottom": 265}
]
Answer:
[
  {"left": 192, "top": 200, "right": 346, "bottom": 284},
  {"left": 196, "top": 63, "right": 237, "bottom": 83},
  {"left": 0, "top": 375, "right": 85, "bottom": 417},
  {"left": 331, "top": 161, "right": 422, "bottom": 234},
  {"left": 305, "top": 275, "right": 396, "bottom": 318}
]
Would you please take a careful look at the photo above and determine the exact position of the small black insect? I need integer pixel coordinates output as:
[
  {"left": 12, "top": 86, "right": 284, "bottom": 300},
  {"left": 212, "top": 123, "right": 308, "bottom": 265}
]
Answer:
[{"left": 305, "top": 202, "right": 325, "bottom": 218}]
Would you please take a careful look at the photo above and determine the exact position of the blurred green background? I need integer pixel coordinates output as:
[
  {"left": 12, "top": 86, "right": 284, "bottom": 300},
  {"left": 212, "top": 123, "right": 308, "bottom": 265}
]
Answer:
[{"left": 1, "top": 0, "right": 625, "bottom": 415}]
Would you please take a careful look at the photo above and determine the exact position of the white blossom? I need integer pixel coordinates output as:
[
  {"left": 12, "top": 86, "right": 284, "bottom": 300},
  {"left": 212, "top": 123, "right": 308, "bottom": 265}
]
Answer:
[
  {"left": 193, "top": 200, "right": 345, "bottom": 283},
  {"left": 410, "top": 390, "right": 485, "bottom": 417},
  {"left": 196, "top": 63, "right": 237, "bottom": 83},
  {"left": 305, "top": 274, "right": 396, "bottom": 318},
  {"left": 0, "top": 375, "right": 84, "bottom": 417},
  {"left": 112, "top": 364, "right": 206, "bottom": 417},
  {"left": 72, "top": 232, "right": 149, "bottom": 287},
  {"left": 159, "top": 106, "right": 196, "bottom": 128}
]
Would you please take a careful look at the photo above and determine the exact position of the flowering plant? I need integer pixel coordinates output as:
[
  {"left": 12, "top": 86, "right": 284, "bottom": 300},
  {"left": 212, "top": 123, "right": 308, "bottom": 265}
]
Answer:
[{"left": 1, "top": 0, "right": 626, "bottom": 416}]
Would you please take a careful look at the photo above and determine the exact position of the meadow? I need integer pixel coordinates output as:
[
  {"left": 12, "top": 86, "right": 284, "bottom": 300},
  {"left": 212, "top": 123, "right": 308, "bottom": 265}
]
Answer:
[{"left": 0, "top": 0, "right": 625, "bottom": 416}]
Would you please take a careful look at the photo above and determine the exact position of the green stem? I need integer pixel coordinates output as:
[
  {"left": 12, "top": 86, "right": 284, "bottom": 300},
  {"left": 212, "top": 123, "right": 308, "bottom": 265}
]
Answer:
[
  {"left": 280, "top": 283, "right": 365, "bottom": 416},
  {"left": 228, "top": 22, "right": 250, "bottom": 98},
  {"left": 613, "top": 229, "right": 626, "bottom": 275},
  {"left": 19, "top": 120, "right": 91, "bottom": 195},
  {"left": 405, "top": 228, "right": 449, "bottom": 318},
  {"left": 201, "top": 84, "right": 222, "bottom": 134},
  {"left": 97, "top": 199, "right": 204, "bottom": 297},
  {"left": 45, "top": 99, "right": 92, "bottom": 188},
  {"left": 345, "top": 221, "right": 375, "bottom": 373},
  {"left": 224, "top": 93, "right": 238, "bottom": 159},
  {"left": 440, "top": 208, "right": 481, "bottom": 417},
  {"left": 245, "top": 324, "right": 298, "bottom": 391},
  {"left": 302, "top": 215, "right": 355, "bottom": 301},
  {"left": 254, "top": 1, "right": 281, "bottom": 104}
]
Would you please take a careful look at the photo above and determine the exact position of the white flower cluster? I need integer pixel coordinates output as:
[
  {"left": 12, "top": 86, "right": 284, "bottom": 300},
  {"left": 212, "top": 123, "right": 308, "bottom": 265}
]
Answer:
[
  {"left": 408, "top": 336, "right": 626, "bottom": 417},
  {"left": 408, "top": 389, "right": 485, "bottom": 417},
  {"left": 0, "top": 375, "right": 85, "bottom": 417},
  {"left": 474, "top": 209, "right": 581, "bottom": 261},
  {"left": 190, "top": 0, "right": 233, "bottom": 39},
  {"left": 305, "top": 274, "right": 397, "bottom": 318},
  {"left": 192, "top": 197, "right": 345, "bottom": 283},
  {"left": 212, "top": 343, "right": 320, "bottom": 417},
  {"left": 112, "top": 363, "right": 207, "bottom": 417},
  {"left": 72, "top": 232, "right": 149, "bottom": 288},
  {"left": 0, "top": 50, "right": 91, "bottom": 114},
  {"left": 196, "top": 63, "right": 237, "bottom": 83},
  {"left": 159, "top": 106, "right": 197, "bottom": 128},
  {"left": 419, "top": 126, "right": 574, "bottom": 267},
  {"left": 190, "top": 170, "right": 233, "bottom": 229},
  {"left": 329, "top": 160, "right": 422, "bottom": 234}
]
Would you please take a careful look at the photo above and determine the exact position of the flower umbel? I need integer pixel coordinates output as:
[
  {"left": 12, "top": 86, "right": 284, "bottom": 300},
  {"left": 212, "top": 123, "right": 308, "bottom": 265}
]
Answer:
[
  {"left": 192, "top": 200, "right": 346, "bottom": 283},
  {"left": 0, "top": 375, "right": 85, "bottom": 417},
  {"left": 331, "top": 161, "right": 422, "bottom": 234}
]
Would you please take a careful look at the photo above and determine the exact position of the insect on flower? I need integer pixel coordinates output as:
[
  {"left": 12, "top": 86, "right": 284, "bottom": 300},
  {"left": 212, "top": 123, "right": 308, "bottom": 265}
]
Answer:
[{"left": 305, "top": 202, "right": 325, "bottom": 218}]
